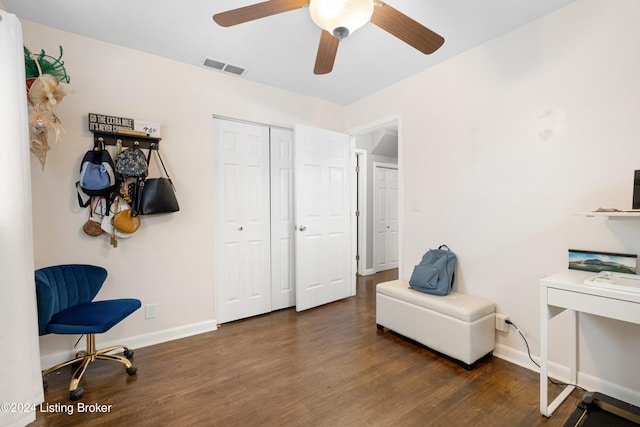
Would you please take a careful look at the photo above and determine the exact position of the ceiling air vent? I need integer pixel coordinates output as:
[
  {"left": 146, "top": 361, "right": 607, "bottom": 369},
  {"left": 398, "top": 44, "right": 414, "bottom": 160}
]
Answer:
[{"left": 202, "top": 57, "right": 246, "bottom": 76}]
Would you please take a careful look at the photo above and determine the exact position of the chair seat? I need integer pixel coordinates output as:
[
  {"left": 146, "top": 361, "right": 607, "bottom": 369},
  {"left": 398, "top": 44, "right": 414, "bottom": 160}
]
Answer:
[{"left": 47, "top": 299, "right": 141, "bottom": 334}]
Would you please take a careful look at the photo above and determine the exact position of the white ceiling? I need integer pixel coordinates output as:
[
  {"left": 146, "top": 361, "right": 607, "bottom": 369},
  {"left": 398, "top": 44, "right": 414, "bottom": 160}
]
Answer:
[{"left": 4, "top": 0, "right": 577, "bottom": 105}]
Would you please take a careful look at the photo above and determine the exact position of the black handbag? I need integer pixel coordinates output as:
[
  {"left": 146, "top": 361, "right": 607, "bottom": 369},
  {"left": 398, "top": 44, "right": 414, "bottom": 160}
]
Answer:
[{"left": 139, "top": 148, "right": 179, "bottom": 215}]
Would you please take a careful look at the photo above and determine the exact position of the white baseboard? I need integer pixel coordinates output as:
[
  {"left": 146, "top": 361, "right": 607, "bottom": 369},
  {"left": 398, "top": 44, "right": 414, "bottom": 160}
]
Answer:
[
  {"left": 40, "top": 320, "right": 218, "bottom": 368},
  {"left": 493, "top": 343, "right": 640, "bottom": 407},
  {"left": 493, "top": 343, "right": 542, "bottom": 374}
]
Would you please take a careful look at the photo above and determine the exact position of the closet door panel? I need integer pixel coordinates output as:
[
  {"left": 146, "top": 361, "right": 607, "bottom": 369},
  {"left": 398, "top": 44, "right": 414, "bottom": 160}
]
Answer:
[
  {"left": 214, "top": 118, "right": 271, "bottom": 323},
  {"left": 374, "top": 165, "right": 398, "bottom": 272},
  {"left": 271, "top": 128, "right": 295, "bottom": 310}
]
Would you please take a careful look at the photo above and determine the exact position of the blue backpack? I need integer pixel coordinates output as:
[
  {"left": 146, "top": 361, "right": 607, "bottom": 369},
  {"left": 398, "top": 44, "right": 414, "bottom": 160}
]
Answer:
[
  {"left": 409, "top": 245, "right": 457, "bottom": 296},
  {"left": 76, "top": 145, "right": 117, "bottom": 207}
]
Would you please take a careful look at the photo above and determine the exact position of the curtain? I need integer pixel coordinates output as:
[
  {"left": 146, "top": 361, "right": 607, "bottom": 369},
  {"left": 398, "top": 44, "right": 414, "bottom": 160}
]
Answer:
[{"left": 0, "top": 10, "right": 44, "bottom": 427}]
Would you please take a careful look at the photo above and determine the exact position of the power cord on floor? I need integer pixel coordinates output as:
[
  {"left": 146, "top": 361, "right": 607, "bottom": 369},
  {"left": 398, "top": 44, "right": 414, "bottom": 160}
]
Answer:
[{"left": 505, "top": 319, "right": 587, "bottom": 392}]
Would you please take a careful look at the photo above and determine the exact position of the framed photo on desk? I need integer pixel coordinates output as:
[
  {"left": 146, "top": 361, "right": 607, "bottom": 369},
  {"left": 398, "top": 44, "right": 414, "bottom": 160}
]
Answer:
[{"left": 568, "top": 249, "right": 637, "bottom": 274}]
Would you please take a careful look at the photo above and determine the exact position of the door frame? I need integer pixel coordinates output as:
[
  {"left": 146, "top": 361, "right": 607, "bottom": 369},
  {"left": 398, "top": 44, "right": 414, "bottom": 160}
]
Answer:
[
  {"left": 348, "top": 114, "right": 403, "bottom": 279},
  {"left": 355, "top": 149, "right": 369, "bottom": 276}
]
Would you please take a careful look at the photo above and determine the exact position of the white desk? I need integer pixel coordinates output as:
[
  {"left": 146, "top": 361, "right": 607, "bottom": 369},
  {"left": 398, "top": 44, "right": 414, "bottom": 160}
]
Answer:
[{"left": 540, "top": 269, "right": 640, "bottom": 417}]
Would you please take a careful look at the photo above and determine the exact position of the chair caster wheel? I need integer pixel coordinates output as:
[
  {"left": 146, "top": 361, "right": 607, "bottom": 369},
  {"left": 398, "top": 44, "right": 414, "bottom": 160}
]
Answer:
[
  {"left": 123, "top": 349, "right": 134, "bottom": 359},
  {"left": 126, "top": 366, "right": 137, "bottom": 376},
  {"left": 70, "top": 388, "right": 84, "bottom": 401}
]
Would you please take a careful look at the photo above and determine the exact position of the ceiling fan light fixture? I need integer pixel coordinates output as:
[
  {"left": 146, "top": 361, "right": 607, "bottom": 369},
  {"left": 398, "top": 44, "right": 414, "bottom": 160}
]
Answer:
[{"left": 309, "top": 0, "right": 374, "bottom": 39}]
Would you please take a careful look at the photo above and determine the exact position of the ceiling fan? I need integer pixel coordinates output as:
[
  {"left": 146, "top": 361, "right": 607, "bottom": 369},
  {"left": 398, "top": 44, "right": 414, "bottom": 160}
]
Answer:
[{"left": 213, "top": 0, "right": 444, "bottom": 75}]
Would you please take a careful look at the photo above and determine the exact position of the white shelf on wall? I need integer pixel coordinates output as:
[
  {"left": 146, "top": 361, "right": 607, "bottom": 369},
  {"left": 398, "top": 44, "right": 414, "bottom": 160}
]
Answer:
[{"left": 574, "top": 211, "right": 640, "bottom": 219}]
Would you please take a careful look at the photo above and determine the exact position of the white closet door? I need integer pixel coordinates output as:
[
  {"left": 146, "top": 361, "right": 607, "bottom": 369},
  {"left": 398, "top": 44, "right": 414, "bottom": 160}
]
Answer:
[
  {"left": 270, "top": 128, "right": 295, "bottom": 310},
  {"left": 213, "top": 118, "right": 271, "bottom": 323},
  {"left": 374, "top": 165, "right": 399, "bottom": 272},
  {"left": 294, "top": 124, "right": 353, "bottom": 312}
]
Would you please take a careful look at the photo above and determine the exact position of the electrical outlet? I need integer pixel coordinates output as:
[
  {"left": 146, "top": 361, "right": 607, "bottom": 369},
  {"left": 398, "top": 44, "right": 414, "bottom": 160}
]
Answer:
[
  {"left": 145, "top": 304, "right": 157, "bottom": 320},
  {"left": 495, "top": 313, "right": 509, "bottom": 332}
]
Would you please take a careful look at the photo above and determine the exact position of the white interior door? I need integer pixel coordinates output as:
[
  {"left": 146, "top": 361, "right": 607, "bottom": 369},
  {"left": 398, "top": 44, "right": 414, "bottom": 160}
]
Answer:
[
  {"left": 294, "top": 124, "right": 353, "bottom": 312},
  {"left": 374, "top": 164, "right": 399, "bottom": 272},
  {"left": 270, "top": 127, "right": 295, "bottom": 310},
  {"left": 213, "top": 118, "right": 271, "bottom": 323}
]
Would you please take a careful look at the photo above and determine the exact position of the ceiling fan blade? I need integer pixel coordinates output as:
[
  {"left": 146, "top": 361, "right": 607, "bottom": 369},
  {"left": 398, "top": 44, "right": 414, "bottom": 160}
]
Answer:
[
  {"left": 371, "top": 2, "right": 444, "bottom": 54},
  {"left": 314, "top": 30, "right": 339, "bottom": 75},
  {"left": 213, "top": 0, "right": 309, "bottom": 27}
]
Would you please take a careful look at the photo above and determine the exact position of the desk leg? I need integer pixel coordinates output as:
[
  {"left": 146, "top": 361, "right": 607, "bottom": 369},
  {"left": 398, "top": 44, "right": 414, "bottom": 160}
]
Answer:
[
  {"left": 540, "top": 286, "right": 549, "bottom": 416},
  {"left": 570, "top": 310, "right": 577, "bottom": 386},
  {"left": 549, "top": 310, "right": 578, "bottom": 415},
  {"left": 540, "top": 298, "right": 577, "bottom": 417}
]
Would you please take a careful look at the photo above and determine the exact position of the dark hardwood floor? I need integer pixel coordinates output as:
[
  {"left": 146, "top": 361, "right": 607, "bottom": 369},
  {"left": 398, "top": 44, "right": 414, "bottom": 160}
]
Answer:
[{"left": 31, "top": 269, "right": 582, "bottom": 426}]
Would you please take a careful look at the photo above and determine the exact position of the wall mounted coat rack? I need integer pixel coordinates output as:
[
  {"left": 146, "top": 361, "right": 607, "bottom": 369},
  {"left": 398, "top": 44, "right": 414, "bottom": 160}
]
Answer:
[{"left": 93, "top": 131, "right": 161, "bottom": 150}]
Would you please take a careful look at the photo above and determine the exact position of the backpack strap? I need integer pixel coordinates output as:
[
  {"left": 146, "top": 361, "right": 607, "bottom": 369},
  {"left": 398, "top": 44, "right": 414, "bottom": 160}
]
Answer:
[
  {"left": 131, "top": 177, "right": 143, "bottom": 216},
  {"left": 76, "top": 181, "right": 91, "bottom": 208},
  {"left": 104, "top": 176, "right": 121, "bottom": 215},
  {"left": 438, "top": 244, "right": 455, "bottom": 287}
]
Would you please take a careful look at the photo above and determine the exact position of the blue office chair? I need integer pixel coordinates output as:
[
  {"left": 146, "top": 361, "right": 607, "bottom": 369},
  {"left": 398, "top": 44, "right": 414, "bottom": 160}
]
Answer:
[{"left": 35, "top": 264, "right": 141, "bottom": 401}]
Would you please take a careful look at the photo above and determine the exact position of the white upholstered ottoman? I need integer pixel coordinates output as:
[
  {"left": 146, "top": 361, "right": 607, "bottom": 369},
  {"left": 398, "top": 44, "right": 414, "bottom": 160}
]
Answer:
[{"left": 376, "top": 280, "right": 495, "bottom": 369}]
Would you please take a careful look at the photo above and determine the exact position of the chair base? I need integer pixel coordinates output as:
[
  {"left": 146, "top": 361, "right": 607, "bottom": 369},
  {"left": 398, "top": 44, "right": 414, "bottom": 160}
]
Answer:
[{"left": 42, "top": 334, "right": 137, "bottom": 400}]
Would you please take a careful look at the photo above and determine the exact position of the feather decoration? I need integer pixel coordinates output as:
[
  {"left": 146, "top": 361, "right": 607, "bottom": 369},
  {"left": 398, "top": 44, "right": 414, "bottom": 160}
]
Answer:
[
  {"left": 24, "top": 45, "right": 70, "bottom": 84},
  {"left": 24, "top": 45, "right": 71, "bottom": 170}
]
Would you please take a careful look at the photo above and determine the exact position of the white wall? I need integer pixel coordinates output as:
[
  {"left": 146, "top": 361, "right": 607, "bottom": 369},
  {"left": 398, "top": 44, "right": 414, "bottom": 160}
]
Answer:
[
  {"left": 21, "top": 20, "right": 345, "bottom": 362},
  {"left": 347, "top": 0, "right": 640, "bottom": 404}
]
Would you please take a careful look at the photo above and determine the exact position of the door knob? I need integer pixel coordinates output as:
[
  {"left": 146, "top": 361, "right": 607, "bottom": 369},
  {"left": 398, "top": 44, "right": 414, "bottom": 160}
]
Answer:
[{"left": 298, "top": 225, "right": 307, "bottom": 231}]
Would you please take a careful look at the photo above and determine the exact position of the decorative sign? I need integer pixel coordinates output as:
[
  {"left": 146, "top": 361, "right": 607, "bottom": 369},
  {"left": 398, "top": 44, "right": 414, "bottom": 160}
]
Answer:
[
  {"left": 134, "top": 120, "right": 161, "bottom": 138},
  {"left": 88, "top": 113, "right": 135, "bottom": 133}
]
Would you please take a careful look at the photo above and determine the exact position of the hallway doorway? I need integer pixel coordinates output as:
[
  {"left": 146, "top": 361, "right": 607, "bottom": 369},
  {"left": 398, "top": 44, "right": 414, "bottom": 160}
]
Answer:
[{"left": 353, "top": 120, "right": 399, "bottom": 276}]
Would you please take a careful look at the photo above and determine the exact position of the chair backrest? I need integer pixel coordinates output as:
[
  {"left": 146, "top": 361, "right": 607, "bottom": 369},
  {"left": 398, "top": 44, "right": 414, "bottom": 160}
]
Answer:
[{"left": 34, "top": 264, "right": 107, "bottom": 336}]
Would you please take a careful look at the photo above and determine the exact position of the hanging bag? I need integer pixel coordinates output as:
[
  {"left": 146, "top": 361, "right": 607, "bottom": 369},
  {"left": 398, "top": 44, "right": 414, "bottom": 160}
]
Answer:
[
  {"left": 82, "top": 197, "right": 104, "bottom": 237},
  {"left": 101, "top": 199, "right": 138, "bottom": 248},
  {"left": 76, "top": 141, "right": 117, "bottom": 207},
  {"left": 115, "top": 145, "right": 147, "bottom": 178},
  {"left": 409, "top": 245, "right": 457, "bottom": 296},
  {"left": 113, "top": 208, "right": 141, "bottom": 234},
  {"left": 115, "top": 144, "right": 147, "bottom": 216},
  {"left": 139, "top": 147, "right": 179, "bottom": 215}
]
